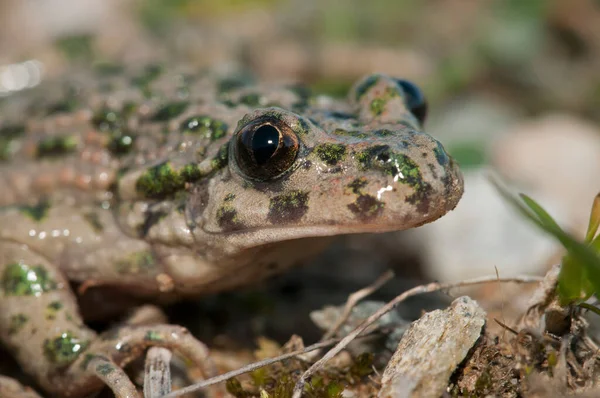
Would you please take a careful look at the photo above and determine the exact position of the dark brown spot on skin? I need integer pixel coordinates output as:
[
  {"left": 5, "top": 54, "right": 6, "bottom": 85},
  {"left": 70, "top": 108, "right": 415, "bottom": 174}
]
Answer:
[
  {"left": 428, "top": 163, "right": 438, "bottom": 179},
  {"left": 406, "top": 190, "right": 432, "bottom": 214},
  {"left": 347, "top": 178, "right": 368, "bottom": 194},
  {"left": 268, "top": 190, "right": 309, "bottom": 224},
  {"left": 139, "top": 208, "right": 168, "bottom": 237},
  {"left": 217, "top": 207, "right": 244, "bottom": 231},
  {"left": 348, "top": 194, "right": 384, "bottom": 221}
]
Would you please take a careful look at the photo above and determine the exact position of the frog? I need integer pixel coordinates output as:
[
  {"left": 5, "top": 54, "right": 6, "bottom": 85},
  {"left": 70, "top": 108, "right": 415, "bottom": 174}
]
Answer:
[{"left": 0, "top": 65, "right": 463, "bottom": 398}]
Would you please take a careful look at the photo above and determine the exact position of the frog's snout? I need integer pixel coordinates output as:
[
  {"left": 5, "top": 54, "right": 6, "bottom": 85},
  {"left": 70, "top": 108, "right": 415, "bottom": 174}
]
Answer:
[{"left": 346, "top": 135, "right": 463, "bottom": 226}]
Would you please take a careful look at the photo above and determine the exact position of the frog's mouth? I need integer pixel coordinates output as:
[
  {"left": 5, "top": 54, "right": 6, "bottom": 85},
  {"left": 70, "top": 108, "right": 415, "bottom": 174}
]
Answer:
[{"left": 219, "top": 215, "right": 444, "bottom": 252}]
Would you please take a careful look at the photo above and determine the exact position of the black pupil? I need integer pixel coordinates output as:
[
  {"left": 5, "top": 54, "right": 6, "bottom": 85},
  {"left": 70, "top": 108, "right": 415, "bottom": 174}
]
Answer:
[{"left": 252, "top": 125, "right": 280, "bottom": 165}]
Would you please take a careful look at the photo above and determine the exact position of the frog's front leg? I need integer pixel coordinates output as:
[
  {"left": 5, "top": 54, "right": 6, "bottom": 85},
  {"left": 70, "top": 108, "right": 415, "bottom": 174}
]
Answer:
[{"left": 0, "top": 241, "right": 220, "bottom": 397}]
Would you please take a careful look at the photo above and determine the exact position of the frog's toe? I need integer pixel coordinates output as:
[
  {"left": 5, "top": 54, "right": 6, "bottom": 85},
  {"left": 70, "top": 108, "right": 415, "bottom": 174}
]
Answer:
[
  {"left": 87, "top": 356, "right": 140, "bottom": 398},
  {"left": 75, "top": 324, "right": 223, "bottom": 397}
]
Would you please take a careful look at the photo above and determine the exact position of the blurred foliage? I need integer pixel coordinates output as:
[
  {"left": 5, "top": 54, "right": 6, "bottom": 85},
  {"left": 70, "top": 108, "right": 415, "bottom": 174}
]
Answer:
[
  {"left": 54, "top": 34, "right": 95, "bottom": 62},
  {"left": 138, "top": 0, "right": 279, "bottom": 36},
  {"left": 446, "top": 142, "right": 487, "bottom": 169},
  {"left": 493, "top": 178, "right": 600, "bottom": 307}
]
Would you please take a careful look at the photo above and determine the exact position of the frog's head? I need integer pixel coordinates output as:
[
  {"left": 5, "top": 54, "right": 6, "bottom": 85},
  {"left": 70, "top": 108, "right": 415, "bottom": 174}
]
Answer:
[{"left": 197, "top": 74, "right": 463, "bottom": 252}]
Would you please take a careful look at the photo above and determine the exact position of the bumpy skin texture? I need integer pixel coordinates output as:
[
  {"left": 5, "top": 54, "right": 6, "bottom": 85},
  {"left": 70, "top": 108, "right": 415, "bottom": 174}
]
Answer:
[{"left": 0, "top": 67, "right": 463, "bottom": 397}]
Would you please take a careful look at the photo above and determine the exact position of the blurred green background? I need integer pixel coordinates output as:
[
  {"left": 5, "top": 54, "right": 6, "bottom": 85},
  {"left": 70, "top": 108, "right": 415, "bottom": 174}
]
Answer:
[{"left": 1, "top": 0, "right": 599, "bottom": 170}]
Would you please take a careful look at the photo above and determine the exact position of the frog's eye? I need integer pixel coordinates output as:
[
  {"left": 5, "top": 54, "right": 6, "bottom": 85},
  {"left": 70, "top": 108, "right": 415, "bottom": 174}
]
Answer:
[
  {"left": 395, "top": 79, "right": 427, "bottom": 124},
  {"left": 234, "top": 117, "right": 299, "bottom": 180}
]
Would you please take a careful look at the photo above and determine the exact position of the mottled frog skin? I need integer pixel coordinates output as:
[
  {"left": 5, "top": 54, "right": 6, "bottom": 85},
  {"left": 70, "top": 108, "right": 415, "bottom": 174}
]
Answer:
[{"left": 0, "top": 66, "right": 463, "bottom": 397}]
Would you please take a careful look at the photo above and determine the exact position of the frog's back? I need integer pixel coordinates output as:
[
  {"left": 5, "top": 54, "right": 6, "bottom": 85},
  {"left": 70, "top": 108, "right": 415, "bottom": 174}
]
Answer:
[{"left": 0, "top": 65, "right": 263, "bottom": 206}]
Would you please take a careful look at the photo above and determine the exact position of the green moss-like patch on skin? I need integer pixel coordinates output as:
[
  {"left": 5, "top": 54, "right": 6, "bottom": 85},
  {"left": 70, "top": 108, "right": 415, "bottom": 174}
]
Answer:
[
  {"left": 43, "top": 331, "right": 89, "bottom": 366},
  {"left": 354, "top": 74, "right": 380, "bottom": 100},
  {"left": 217, "top": 76, "right": 253, "bottom": 93},
  {"left": 369, "top": 86, "right": 400, "bottom": 117},
  {"left": 180, "top": 163, "right": 203, "bottom": 182},
  {"left": 356, "top": 145, "right": 432, "bottom": 212},
  {"left": 268, "top": 190, "right": 309, "bottom": 224},
  {"left": 211, "top": 143, "right": 229, "bottom": 170},
  {"left": 135, "top": 161, "right": 205, "bottom": 199},
  {"left": 180, "top": 115, "right": 228, "bottom": 141},
  {"left": 36, "top": 136, "right": 77, "bottom": 158},
  {"left": 144, "top": 330, "right": 163, "bottom": 342},
  {"left": 46, "top": 88, "right": 80, "bottom": 115},
  {"left": 370, "top": 98, "right": 386, "bottom": 116},
  {"left": 315, "top": 143, "right": 347, "bottom": 166},
  {"left": 333, "top": 129, "right": 368, "bottom": 139},
  {"left": 96, "top": 363, "right": 115, "bottom": 376},
  {"left": 83, "top": 212, "right": 104, "bottom": 233},
  {"left": 46, "top": 301, "right": 64, "bottom": 320},
  {"left": 151, "top": 101, "right": 189, "bottom": 121},
  {"left": 296, "top": 117, "right": 312, "bottom": 136},
  {"left": 355, "top": 146, "right": 383, "bottom": 170},
  {"left": 239, "top": 93, "right": 262, "bottom": 106},
  {"left": 108, "top": 131, "right": 135, "bottom": 156},
  {"left": 8, "top": 314, "right": 28, "bottom": 335},
  {"left": 1, "top": 263, "right": 57, "bottom": 296},
  {"left": 136, "top": 162, "right": 183, "bottom": 198},
  {"left": 217, "top": 194, "right": 243, "bottom": 231},
  {"left": 19, "top": 200, "right": 51, "bottom": 221},
  {"left": 92, "top": 106, "right": 137, "bottom": 156},
  {"left": 92, "top": 108, "right": 121, "bottom": 131},
  {"left": 115, "top": 251, "right": 156, "bottom": 275}
]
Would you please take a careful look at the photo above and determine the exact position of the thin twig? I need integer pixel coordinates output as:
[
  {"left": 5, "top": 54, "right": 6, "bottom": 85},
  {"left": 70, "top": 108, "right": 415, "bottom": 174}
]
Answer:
[
  {"left": 159, "top": 338, "right": 341, "bottom": 397},
  {"left": 291, "top": 274, "right": 544, "bottom": 398},
  {"left": 322, "top": 270, "right": 395, "bottom": 341},
  {"left": 494, "top": 318, "right": 519, "bottom": 335}
]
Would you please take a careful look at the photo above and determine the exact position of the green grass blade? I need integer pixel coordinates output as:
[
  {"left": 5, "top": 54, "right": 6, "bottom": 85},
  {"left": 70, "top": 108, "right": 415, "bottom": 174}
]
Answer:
[
  {"left": 520, "top": 194, "right": 562, "bottom": 231},
  {"left": 490, "top": 176, "right": 600, "bottom": 301},
  {"left": 586, "top": 193, "right": 600, "bottom": 243},
  {"left": 578, "top": 302, "right": 600, "bottom": 318},
  {"left": 557, "top": 255, "right": 585, "bottom": 304}
]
